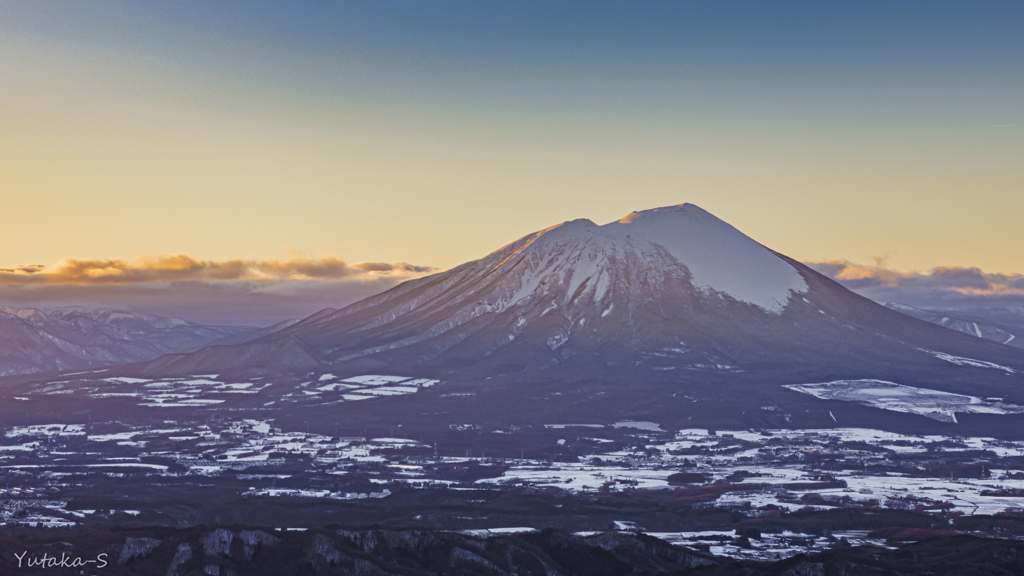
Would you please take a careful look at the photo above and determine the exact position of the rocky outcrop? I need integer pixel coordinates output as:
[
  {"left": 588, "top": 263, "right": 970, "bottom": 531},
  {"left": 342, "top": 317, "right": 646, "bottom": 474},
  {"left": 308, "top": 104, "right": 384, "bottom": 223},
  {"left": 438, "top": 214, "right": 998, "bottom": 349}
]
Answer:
[
  {"left": 239, "top": 530, "right": 280, "bottom": 561},
  {"left": 202, "top": 528, "right": 234, "bottom": 557},
  {"left": 118, "top": 536, "right": 161, "bottom": 565},
  {"left": 166, "top": 543, "right": 192, "bottom": 576}
]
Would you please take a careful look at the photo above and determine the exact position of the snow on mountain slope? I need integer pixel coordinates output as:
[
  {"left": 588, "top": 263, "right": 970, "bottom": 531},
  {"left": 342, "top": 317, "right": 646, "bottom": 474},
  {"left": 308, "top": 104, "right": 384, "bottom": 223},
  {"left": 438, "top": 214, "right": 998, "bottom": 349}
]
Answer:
[
  {"left": 462, "top": 203, "right": 807, "bottom": 314},
  {"left": 604, "top": 204, "right": 807, "bottom": 313},
  {"left": 323, "top": 203, "right": 805, "bottom": 325},
  {"left": 248, "top": 204, "right": 810, "bottom": 366},
  {"left": 466, "top": 203, "right": 808, "bottom": 315}
]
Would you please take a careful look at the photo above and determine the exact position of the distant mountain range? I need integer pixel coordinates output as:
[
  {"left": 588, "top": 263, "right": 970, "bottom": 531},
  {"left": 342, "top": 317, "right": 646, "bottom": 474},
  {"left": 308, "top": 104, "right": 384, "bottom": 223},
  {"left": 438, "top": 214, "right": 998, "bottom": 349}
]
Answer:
[
  {"left": 884, "top": 303, "right": 1024, "bottom": 349},
  {"left": 0, "top": 306, "right": 279, "bottom": 376}
]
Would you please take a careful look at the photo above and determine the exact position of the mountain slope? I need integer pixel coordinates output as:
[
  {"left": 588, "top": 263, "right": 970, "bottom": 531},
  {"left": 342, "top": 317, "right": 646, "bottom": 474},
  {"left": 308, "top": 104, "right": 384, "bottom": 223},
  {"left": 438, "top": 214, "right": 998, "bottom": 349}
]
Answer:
[
  {"left": 142, "top": 204, "right": 1024, "bottom": 380},
  {"left": 205, "top": 317, "right": 303, "bottom": 347},
  {"left": 885, "top": 303, "right": 1024, "bottom": 349},
  {"left": 0, "top": 306, "right": 258, "bottom": 375}
]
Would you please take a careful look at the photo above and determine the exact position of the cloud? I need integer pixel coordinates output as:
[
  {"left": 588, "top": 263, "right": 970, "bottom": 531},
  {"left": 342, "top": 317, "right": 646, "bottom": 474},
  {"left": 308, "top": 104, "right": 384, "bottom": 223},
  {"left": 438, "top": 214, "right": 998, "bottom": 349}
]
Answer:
[
  {"left": 8, "top": 253, "right": 1021, "bottom": 326},
  {"left": 0, "top": 254, "right": 438, "bottom": 326},
  {"left": 806, "top": 259, "right": 1024, "bottom": 309},
  {"left": 0, "top": 254, "right": 435, "bottom": 285}
]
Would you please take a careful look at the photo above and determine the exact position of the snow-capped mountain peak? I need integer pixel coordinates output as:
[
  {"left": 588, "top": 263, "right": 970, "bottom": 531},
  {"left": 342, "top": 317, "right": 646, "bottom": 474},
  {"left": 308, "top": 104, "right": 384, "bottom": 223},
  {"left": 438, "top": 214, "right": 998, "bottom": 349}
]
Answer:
[
  {"left": 135, "top": 203, "right": 1024, "bottom": 381},
  {"left": 470, "top": 203, "right": 807, "bottom": 315},
  {"left": 602, "top": 204, "right": 807, "bottom": 313}
]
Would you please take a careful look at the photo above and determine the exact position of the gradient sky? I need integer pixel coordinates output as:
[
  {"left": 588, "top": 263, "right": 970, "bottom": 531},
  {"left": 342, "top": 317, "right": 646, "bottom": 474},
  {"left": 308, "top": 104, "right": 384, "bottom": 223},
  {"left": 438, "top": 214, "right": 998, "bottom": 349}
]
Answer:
[{"left": 2, "top": 1, "right": 1022, "bottom": 277}]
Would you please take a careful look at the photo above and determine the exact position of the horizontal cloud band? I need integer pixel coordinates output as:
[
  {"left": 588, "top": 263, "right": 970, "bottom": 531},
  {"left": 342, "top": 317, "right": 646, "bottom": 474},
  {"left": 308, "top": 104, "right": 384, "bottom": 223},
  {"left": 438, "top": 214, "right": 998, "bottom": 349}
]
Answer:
[
  {"left": 807, "top": 260, "right": 1024, "bottom": 296},
  {"left": 0, "top": 255, "right": 436, "bottom": 285},
  {"left": 3, "top": 255, "right": 1022, "bottom": 325},
  {"left": 0, "top": 254, "right": 439, "bottom": 325}
]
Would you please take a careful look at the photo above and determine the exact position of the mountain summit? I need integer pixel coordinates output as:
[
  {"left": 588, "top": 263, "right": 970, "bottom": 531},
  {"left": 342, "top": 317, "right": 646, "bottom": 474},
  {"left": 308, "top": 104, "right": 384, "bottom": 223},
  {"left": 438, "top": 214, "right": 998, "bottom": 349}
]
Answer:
[
  {"left": 593, "top": 203, "right": 807, "bottom": 312},
  {"left": 144, "top": 204, "right": 1024, "bottom": 385}
]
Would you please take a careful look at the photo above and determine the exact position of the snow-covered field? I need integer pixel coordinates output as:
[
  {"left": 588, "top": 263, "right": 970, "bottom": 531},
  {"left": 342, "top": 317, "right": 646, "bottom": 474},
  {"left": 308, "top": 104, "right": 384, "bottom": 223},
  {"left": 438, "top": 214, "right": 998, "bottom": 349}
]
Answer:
[
  {"left": 923, "top": 349, "right": 1016, "bottom": 373},
  {"left": 644, "top": 530, "right": 893, "bottom": 561},
  {"left": 21, "top": 373, "right": 272, "bottom": 408},
  {"left": 243, "top": 488, "right": 391, "bottom": 500},
  {"left": 483, "top": 427, "right": 1024, "bottom": 516},
  {"left": 784, "top": 379, "right": 1024, "bottom": 422},
  {"left": 7, "top": 424, "right": 85, "bottom": 437},
  {"left": 284, "top": 374, "right": 439, "bottom": 403},
  {"left": 19, "top": 372, "right": 440, "bottom": 408},
  {"left": 4, "top": 418, "right": 1024, "bottom": 530}
]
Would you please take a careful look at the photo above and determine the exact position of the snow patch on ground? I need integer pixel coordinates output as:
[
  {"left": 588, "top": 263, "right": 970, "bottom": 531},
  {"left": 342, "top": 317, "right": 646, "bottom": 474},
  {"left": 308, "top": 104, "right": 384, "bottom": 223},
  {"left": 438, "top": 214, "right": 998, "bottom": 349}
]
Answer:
[
  {"left": 784, "top": 379, "right": 1024, "bottom": 422},
  {"left": 7, "top": 425, "right": 85, "bottom": 437},
  {"left": 244, "top": 488, "right": 390, "bottom": 500},
  {"left": 613, "top": 421, "right": 665, "bottom": 432},
  {"left": 341, "top": 375, "right": 412, "bottom": 386},
  {"left": 922, "top": 350, "right": 1015, "bottom": 373}
]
